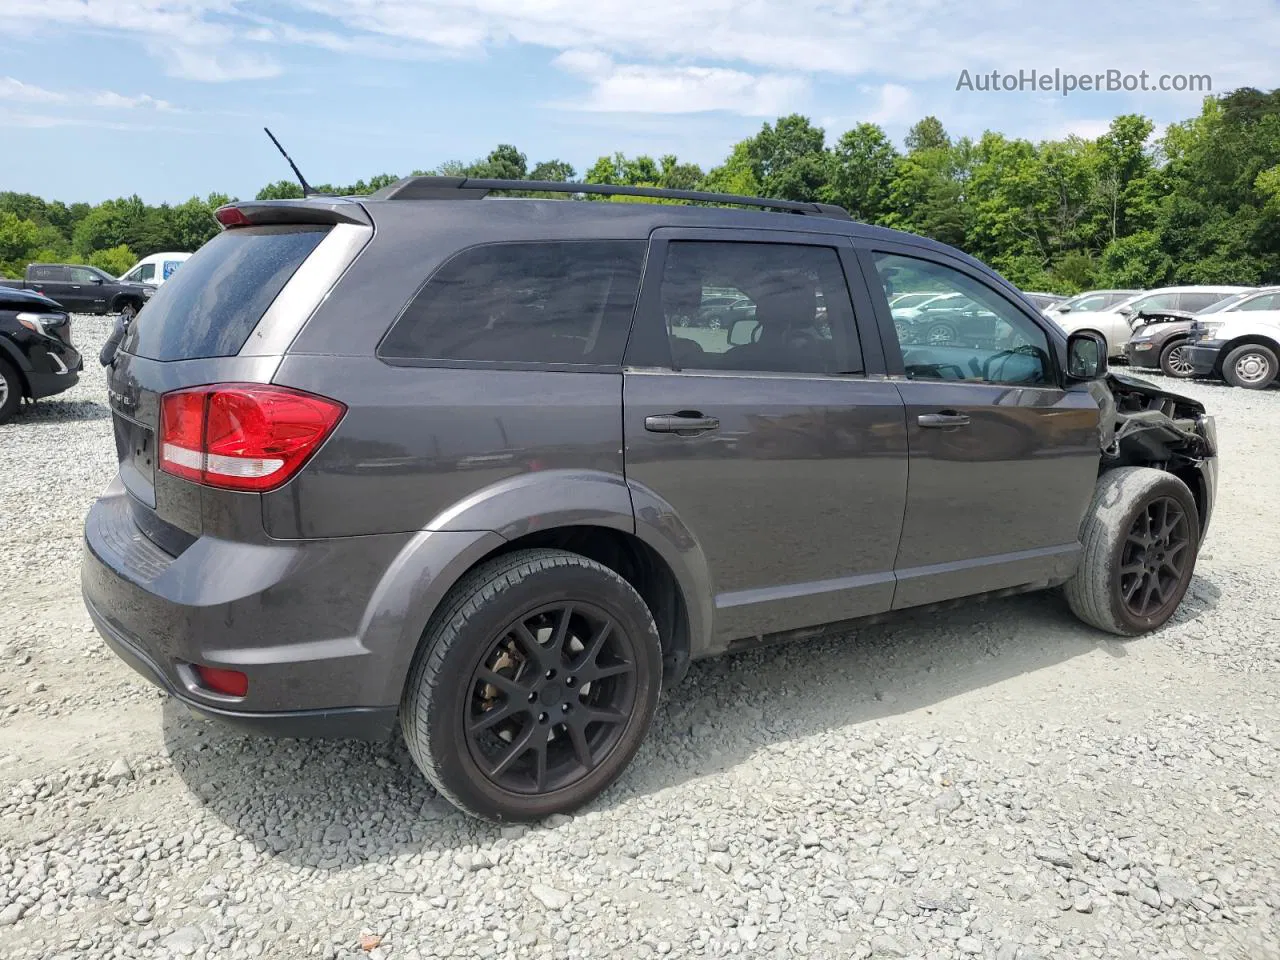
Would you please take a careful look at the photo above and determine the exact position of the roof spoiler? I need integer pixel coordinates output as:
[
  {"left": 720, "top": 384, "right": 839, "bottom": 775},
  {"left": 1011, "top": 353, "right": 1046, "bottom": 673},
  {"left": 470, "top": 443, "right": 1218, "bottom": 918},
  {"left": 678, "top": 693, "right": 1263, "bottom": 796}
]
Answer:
[
  {"left": 213, "top": 199, "right": 372, "bottom": 229},
  {"left": 368, "top": 176, "right": 852, "bottom": 220}
]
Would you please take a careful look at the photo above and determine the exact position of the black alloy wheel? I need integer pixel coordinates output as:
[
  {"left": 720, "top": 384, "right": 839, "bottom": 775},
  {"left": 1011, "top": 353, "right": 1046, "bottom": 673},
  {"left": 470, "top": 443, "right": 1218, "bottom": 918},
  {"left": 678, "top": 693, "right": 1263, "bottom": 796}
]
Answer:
[
  {"left": 466, "top": 601, "right": 638, "bottom": 794},
  {"left": 1117, "top": 495, "right": 1192, "bottom": 620}
]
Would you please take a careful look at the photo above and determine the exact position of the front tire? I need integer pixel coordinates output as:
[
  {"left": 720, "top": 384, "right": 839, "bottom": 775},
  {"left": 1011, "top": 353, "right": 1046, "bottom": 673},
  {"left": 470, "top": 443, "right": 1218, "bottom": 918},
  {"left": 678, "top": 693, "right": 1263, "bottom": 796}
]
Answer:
[
  {"left": 400, "top": 549, "right": 663, "bottom": 822},
  {"left": 0, "top": 359, "right": 21, "bottom": 425},
  {"left": 1221, "top": 343, "right": 1277, "bottom": 389},
  {"left": 1159, "top": 339, "right": 1196, "bottom": 379},
  {"left": 1065, "top": 467, "right": 1200, "bottom": 636}
]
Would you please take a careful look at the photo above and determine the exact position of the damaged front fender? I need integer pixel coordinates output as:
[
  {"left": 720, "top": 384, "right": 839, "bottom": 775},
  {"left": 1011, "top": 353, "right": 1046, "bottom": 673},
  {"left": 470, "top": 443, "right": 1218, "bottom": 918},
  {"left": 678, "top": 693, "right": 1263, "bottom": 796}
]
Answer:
[{"left": 1088, "top": 371, "right": 1216, "bottom": 463}]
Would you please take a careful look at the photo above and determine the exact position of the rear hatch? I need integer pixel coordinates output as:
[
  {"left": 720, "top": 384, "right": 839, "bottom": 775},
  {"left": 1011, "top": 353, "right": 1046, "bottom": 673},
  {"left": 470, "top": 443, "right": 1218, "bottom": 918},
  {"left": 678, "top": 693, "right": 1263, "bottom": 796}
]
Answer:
[{"left": 108, "top": 216, "right": 357, "bottom": 544}]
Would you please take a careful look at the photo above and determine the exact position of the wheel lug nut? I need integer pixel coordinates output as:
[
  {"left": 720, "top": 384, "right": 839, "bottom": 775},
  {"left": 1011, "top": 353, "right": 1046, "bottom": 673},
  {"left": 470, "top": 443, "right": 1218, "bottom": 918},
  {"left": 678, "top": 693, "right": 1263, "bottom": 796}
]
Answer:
[
  {"left": 565, "top": 676, "right": 577, "bottom": 687},
  {"left": 527, "top": 692, "right": 537, "bottom": 703},
  {"left": 538, "top": 712, "right": 548, "bottom": 723},
  {"left": 561, "top": 703, "right": 571, "bottom": 712},
  {"left": 545, "top": 669, "right": 556, "bottom": 679}
]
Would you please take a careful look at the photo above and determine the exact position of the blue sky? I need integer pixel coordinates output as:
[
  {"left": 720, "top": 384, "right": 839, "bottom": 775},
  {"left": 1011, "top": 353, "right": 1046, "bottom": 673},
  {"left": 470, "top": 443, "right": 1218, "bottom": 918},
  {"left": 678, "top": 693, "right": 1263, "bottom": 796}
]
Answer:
[{"left": 2, "top": 0, "right": 1279, "bottom": 204}]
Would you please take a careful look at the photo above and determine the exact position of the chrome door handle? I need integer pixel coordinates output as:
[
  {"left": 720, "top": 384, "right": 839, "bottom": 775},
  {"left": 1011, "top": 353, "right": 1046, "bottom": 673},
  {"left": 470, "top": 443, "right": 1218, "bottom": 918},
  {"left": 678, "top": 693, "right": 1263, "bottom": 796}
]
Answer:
[{"left": 917, "top": 412, "right": 970, "bottom": 428}]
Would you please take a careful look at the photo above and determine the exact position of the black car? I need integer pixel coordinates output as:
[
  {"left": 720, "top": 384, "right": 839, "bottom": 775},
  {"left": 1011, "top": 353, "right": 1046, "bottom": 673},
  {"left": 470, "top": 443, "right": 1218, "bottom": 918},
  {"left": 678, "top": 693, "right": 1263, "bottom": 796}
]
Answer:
[
  {"left": 83, "top": 177, "right": 1217, "bottom": 822},
  {"left": 0, "top": 287, "right": 83, "bottom": 423},
  {"left": 0, "top": 263, "right": 153, "bottom": 321}
]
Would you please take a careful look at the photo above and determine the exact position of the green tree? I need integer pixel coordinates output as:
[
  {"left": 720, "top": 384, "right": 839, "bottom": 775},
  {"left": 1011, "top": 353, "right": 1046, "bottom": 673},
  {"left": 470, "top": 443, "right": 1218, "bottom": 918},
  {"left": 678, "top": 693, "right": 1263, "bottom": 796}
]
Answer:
[
  {"left": 88, "top": 244, "right": 138, "bottom": 276},
  {"left": 825, "top": 123, "right": 899, "bottom": 221},
  {"left": 528, "top": 160, "right": 576, "bottom": 182}
]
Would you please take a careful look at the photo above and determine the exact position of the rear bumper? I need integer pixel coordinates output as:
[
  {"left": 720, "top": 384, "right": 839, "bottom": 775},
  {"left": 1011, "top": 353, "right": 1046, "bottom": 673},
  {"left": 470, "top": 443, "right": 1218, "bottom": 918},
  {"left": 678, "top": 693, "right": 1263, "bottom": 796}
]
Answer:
[
  {"left": 81, "top": 476, "right": 420, "bottom": 738},
  {"left": 85, "top": 594, "right": 397, "bottom": 740},
  {"left": 1184, "top": 342, "right": 1225, "bottom": 378}
]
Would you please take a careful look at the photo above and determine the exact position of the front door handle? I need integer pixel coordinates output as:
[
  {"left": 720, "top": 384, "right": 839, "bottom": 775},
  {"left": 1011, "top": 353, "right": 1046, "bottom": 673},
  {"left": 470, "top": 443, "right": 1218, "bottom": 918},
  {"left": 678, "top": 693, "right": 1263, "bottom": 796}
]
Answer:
[
  {"left": 644, "top": 413, "right": 720, "bottom": 435},
  {"left": 917, "top": 411, "right": 970, "bottom": 428}
]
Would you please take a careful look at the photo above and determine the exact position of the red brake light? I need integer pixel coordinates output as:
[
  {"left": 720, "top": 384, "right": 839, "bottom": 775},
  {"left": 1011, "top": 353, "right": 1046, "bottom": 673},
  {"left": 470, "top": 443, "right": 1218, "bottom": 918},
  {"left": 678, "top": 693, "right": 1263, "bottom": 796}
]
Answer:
[
  {"left": 159, "top": 384, "right": 345, "bottom": 492},
  {"left": 194, "top": 665, "right": 249, "bottom": 697},
  {"left": 214, "top": 205, "right": 251, "bottom": 227}
]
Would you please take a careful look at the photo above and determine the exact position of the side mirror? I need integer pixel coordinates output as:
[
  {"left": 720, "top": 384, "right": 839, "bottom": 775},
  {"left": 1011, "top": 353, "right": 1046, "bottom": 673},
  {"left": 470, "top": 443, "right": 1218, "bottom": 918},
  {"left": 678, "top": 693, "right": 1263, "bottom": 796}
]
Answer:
[
  {"left": 1066, "top": 332, "right": 1108, "bottom": 381},
  {"left": 727, "top": 319, "right": 759, "bottom": 346},
  {"left": 91, "top": 276, "right": 104, "bottom": 284},
  {"left": 1056, "top": 305, "right": 1072, "bottom": 313},
  {"left": 1117, "top": 306, "right": 1134, "bottom": 317}
]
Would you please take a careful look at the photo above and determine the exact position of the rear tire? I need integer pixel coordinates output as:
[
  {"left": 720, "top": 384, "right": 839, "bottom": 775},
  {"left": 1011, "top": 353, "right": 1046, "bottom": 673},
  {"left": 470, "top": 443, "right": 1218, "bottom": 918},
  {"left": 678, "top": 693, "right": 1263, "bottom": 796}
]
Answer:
[
  {"left": 400, "top": 548, "right": 663, "bottom": 822},
  {"left": 1065, "top": 467, "right": 1200, "bottom": 636},
  {"left": 1158, "top": 339, "right": 1196, "bottom": 379},
  {"left": 0, "top": 359, "right": 21, "bottom": 424},
  {"left": 1221, "top": 343, "right": 1278, "bottom": 389},
  {"left": 118, "top": 302, "right": 138, "bottom": 323}
]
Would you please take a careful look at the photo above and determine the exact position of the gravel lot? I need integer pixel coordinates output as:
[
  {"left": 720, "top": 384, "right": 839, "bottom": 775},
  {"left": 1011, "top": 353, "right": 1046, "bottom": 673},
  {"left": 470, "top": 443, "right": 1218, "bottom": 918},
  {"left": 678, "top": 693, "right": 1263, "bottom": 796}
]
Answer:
[{"left": 1, "top": 315, "right": 1278, "bottom": 960}]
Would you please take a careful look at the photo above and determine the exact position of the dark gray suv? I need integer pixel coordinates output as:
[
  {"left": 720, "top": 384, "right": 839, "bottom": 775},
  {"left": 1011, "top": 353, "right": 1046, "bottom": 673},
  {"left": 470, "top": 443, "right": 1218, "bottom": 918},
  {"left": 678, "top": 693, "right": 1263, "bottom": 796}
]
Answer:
[{"left": 83, "top": 178, "right": 1219, "bottom": 821}]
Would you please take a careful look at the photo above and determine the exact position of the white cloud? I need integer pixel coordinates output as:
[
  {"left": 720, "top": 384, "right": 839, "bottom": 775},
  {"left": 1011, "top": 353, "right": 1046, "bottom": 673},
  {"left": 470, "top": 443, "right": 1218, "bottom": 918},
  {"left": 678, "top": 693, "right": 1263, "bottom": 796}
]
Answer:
[
  {"left": 552, "top": 51, "right": 808, "bottom": 116},
  {"left": 0, "top": 77, "right": 66, "bottom": 104},
  {"left": 861, "top": 84, "right": 915, "bottom": 126},
  {"left": 3, "top": 0, "right": 1279, "bottom": 126},
  {"left": 0, "top": 76, "right": 178, "bottom": 111}
]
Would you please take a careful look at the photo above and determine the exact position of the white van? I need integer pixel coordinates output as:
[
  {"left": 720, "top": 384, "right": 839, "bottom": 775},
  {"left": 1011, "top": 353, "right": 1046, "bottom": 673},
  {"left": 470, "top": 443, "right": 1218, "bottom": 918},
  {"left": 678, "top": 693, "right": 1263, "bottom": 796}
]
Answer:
[{"left": 118, "top": 252, "right": 192, "bottom": 286}]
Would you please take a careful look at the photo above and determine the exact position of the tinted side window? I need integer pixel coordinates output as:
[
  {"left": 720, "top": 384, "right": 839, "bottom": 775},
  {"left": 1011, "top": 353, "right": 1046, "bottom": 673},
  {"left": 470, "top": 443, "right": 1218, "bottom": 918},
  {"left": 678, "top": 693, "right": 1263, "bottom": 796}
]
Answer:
[
  {"left": 31, "top": 266, "right": 64, "bottom": 282},
  {"left": 1238, "top": 293, "right": 1278, "bottom": 311},
  {"left": 123, "top": 225, "right": 329, "bottom": 361},
  {"left": 69, "top": 267, "right": 98, "bottom": 283},
  {"left": 1134, "top": 292, "right": 1179, "bottom": 312},
  {"left": 662, "top": 241, "right": 859, "bottom": 375},
  {"left": 874, "top": 253, "right": 1053, "bottom": 386},
  {"left": 380, "top": 241, "right": 645, "bottom": 366},
  {"left": 139, "top": 263, "right": 157, "bottom": 282},
  {"left": 1178, "top": 292, "right": 1228, "bottom": 312}
]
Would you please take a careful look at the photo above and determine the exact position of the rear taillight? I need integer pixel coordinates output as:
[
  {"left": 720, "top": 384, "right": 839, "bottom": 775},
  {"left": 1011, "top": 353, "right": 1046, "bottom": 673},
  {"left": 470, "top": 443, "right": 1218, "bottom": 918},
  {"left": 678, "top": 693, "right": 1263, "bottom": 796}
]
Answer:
[
  {"left": 214, "top": 205, "right": 251, "bottom": 227},
  {"left": 159, "top": 383, "right": 345, "bottom": 492}
]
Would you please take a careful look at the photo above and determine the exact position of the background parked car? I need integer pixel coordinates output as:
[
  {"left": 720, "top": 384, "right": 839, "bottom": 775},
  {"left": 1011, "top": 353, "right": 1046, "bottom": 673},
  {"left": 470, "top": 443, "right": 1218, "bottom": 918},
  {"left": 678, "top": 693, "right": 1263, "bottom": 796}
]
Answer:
[
  {"left": 118, "top": 252, "right": 192, "bottom": 286},
  {"left": 1183, "top": 300, "right": 1280, "bottom": 389},
  {"left": 1043, "top": 288, "right": 1141, "bottom": 318},
  {"left": 1054, "top": 286, "right": 1250, "bottom": 358},
  {"left": 0, "top": 286, "right": 83, "bottom": 423},
  {"left": 0, "top": 263, "right": 153, "bottom": 321},
  {"left": 1022, "top": 291, "right": 1066, "bottom": 311},
  {"left": 1126, "top": 288, "right": 1279, "bottom": 377}
]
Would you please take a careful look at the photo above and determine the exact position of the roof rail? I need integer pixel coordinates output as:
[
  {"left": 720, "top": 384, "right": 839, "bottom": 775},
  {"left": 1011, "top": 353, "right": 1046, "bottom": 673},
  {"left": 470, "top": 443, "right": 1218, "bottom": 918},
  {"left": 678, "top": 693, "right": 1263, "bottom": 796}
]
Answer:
[{"left": 367, "top": 176, "right": 851, "bottom": 219}]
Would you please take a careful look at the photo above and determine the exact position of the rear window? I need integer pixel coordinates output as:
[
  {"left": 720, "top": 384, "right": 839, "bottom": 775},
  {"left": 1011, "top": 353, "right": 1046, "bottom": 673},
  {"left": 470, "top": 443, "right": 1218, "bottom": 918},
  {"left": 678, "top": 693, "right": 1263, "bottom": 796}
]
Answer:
[
  {"left": 122, "top": 225, "right": 329, "bottom": 361},
  {"left": 379, "top": 240, "right": 646, "bottom": 366}
]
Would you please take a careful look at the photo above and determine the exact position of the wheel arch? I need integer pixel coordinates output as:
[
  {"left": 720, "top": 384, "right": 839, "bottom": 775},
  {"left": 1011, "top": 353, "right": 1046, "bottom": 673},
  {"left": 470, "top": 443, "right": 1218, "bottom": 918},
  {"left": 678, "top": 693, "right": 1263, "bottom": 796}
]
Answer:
[
  {"left": 0, "top": 340, "right": 32, "bottom": 397},
  {"left": 109, "top": 293, "right": 143, "bottom": 314},
  {"left": 360, "top": 470, "right": 711, "bottom": 707}
]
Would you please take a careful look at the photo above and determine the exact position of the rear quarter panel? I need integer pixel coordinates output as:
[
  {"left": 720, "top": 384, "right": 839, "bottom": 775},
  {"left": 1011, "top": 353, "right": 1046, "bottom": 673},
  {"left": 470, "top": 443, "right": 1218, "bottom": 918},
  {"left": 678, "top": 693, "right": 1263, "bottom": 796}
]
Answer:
[{"left": 264, "top": 359, "right": 626, "bottom": 539}]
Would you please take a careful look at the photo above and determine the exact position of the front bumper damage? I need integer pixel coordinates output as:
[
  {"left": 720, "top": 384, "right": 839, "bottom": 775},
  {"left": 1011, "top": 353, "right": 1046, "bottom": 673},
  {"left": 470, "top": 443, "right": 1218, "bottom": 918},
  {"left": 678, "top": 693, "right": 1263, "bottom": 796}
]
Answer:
[{"left": 1090, "top": 371, "right": 1219, "bottom": 535}]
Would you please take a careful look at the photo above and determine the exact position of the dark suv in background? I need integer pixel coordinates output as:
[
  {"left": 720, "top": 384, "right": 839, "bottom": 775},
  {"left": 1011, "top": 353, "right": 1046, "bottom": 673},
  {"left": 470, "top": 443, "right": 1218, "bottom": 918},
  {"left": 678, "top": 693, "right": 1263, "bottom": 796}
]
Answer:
[
  {"left": 0, "top": 286, "right": 83, "bottom": 423},
  {"left": 83, "top": 179, "right": 1218, "bottom": 821}
]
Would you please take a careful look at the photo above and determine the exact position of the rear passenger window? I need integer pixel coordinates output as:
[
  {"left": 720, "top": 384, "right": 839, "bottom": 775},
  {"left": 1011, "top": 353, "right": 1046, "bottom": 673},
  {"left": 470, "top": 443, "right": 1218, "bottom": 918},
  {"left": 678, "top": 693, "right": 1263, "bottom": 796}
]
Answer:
[
  {"left": 380, "top": 241, "right": 646, "bottom": 366},
  {"left": 1238, "top": 293, "right": 1278, "bottom": 311},
  {"left": 31, "top": 266, "right": 63, "bottom": 282},
  {"left": 1178, "top": 292, "right": 1228, "bottom": 312},
  {"left": 661, "top": 241, "right": 860, "bottom": 375}
]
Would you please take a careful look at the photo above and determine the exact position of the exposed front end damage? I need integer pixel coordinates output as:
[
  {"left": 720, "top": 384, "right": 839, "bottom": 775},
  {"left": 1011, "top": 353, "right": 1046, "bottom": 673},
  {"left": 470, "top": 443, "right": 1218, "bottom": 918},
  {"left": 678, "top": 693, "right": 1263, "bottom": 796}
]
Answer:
[{"left": 1088, "top": 371, "right": 1218, "bottom": 535}]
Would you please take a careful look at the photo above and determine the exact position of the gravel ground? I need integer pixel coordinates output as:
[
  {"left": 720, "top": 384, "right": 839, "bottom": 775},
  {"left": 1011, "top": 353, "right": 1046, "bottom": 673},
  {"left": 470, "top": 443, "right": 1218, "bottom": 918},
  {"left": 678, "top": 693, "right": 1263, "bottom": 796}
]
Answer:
[{"left": 1, "top": 315, "right": 1278, "bottom": 960}]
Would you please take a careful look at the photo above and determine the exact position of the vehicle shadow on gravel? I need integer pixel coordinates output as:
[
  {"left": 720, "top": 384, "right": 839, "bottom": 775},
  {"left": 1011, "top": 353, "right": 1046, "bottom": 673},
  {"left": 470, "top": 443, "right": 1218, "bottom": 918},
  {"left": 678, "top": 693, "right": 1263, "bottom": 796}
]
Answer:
[
  {"left": 12, "top": 400, "right": 111, "bottom": 423},
  {"left": 163, "top": 575, "right": 1221, "bottom": 869}
]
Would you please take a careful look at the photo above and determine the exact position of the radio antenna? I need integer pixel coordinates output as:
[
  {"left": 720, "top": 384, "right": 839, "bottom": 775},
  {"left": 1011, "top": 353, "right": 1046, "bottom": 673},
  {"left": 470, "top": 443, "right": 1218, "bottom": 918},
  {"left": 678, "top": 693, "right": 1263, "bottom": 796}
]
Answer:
[{"left": 264, "top": 127, "right": 315, "bottom": 197}]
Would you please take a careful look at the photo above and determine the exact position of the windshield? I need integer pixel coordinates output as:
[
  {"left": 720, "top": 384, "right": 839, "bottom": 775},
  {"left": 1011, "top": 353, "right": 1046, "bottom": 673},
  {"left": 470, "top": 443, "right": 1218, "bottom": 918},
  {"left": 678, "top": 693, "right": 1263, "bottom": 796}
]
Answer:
[
  {"left": 1062, "top": 293, "right": 1110, "bottom": 312},
  {"left": 1198, "top": 291, "right": 1254, "bottom": 314}
]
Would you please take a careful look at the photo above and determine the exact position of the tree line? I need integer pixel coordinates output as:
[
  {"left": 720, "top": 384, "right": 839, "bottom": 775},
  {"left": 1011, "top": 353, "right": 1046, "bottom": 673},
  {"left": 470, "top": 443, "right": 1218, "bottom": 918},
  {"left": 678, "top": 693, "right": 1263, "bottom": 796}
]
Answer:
[{"left": 3, "top": 87, "right": 1278, "bottom": 291}]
